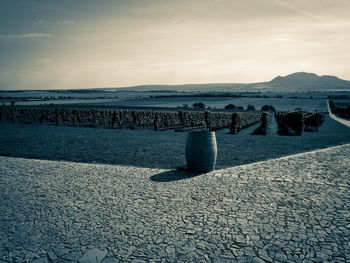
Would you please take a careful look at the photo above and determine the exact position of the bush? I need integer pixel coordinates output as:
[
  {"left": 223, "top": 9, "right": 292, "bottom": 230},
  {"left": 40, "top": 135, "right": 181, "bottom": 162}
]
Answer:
[
  {"left": 303, "top": 112, "right": 325, "bottom": 131},
  {"left": 261, "top": 105, "right": 276, "bottom": 112},
  {"left": 251, "top": 112, "right": 271, "bottom": 135},
  {"left": 247, "top": 104, "right": 255, "bottom": 111},
  {"left": 182, "top": 104, "right": 190, "bottom": 110},
  {"left": 192, "top": 102, "right": 206, "bottom": 110},
  {"left": 224, "top": 104, "right": 236, "bottom": 110},
  {"left": 276, "top": 111, "right": 304, "bottom": 136}
]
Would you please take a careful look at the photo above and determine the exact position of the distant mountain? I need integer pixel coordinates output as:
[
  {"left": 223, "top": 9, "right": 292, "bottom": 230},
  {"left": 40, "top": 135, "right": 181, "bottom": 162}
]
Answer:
[
  {"left": 103, "top": 72, "right": 350, "bottom": 93},
  {"left": 267, "top": 72, "right": 350, "bottom": 91},
  {"left": 107, "top": 83, "right": 249, "bottom": 93}
]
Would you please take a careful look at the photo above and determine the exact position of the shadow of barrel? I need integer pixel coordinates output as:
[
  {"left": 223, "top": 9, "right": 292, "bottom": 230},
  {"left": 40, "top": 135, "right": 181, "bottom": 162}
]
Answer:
[{"left": 150, "top": 169, "right": 203, "bottom": 182}]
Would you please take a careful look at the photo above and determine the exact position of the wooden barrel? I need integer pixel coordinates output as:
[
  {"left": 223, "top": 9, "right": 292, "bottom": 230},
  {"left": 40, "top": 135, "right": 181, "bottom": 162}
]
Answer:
[{"left": 185, "top": 130, "right": 217, "bottom": 172}]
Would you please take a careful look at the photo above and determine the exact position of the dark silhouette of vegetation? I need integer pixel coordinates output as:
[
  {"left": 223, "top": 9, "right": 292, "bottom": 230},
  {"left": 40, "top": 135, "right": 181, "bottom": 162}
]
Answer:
[
  {"left": 303, "top": 112, "right": 325, "bottom": 131},
  {"left": 276, "top": 111, "right": 304, "bottom": 136},
  {"left": 261, "top": 105, "right": 276, "bottom": 112},
  {"left": 252, "top": 112, "right": 271, "bottom": 135},
  {"left": 247, "top": 104, "right": 255, "bottom": 111},
  {"left": 276, "top": 110, "right": 325, "bottom": 136},
  {"left": 192, "top": 102, "right": 205, "bottom": 110},
  {"left": 224, "top": 104, "right": 236, "bottom": 110}
]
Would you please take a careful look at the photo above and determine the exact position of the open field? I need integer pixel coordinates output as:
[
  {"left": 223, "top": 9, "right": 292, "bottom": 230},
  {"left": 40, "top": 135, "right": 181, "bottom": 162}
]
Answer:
[
  {"left": 97, "top": 96, "right": 329, "bottom": 112},
  {"left": 2, "top": 89, "right": 349, "bottom": 112},
  {"left": 4, "top": 96, "right": 329, "bottom": 112},
  {"left": 1, "top": 115, "right": 349, "bottom": 169}
]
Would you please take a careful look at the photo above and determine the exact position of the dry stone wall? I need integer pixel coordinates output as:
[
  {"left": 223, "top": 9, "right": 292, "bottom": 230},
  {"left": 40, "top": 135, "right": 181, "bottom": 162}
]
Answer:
[{"left": 0, "top": 106, "right": 261, "bottom": 133}]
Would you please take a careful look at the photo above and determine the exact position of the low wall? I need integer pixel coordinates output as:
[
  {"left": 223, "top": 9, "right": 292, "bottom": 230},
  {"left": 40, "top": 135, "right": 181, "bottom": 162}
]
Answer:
[{"left": 0, "top": 106, "right": 262, "bottom": 133}]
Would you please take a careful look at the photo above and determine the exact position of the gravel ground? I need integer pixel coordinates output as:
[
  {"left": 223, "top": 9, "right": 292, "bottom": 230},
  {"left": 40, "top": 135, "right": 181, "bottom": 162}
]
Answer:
[
  {"left": 0, "top": 115, "right": 350, "bottom": 169},
  {"left": 0, "top": 144, "right": 349, "bottom": 262}
]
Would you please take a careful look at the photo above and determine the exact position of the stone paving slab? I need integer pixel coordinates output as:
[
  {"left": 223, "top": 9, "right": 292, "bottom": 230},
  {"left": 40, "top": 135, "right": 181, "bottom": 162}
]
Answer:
[{"left": 0, "top": 144, "right": 350, "bottom": 262}]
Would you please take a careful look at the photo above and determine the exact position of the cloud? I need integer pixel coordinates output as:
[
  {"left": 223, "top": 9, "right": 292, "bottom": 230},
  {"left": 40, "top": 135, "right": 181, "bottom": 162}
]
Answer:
[
  {"left": 274, "top": 0, "right": 322, "bottom": 21},
  {"left": 0, "top": 33, "right": 51, "bottom": 39}
]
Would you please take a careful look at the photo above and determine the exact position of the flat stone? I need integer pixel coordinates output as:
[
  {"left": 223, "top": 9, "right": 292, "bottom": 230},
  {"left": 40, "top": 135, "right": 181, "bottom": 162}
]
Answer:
[
  {"left": 47, "top": 251, "right": 58, "bottom": 261},
  {"left": 102, "top": 258, "right": 120, "bottom": 263},
  {"left": 53, "top": 246, "right": 69, "bottom": 257},
  {"left": 252, "top": 257, "right": 266, "bottom": 263},
  {"left": 130, "top": 260, "right": 147, "bottom": 263},
  {"left": 32, "top": 257, "right": 48, "bottom": 263},
  {"left": 165, "top": 246, "right": 176, "bottom": 256},
  {"left": 258, "top": 249, "right": 273, "bottom": 262},
  {"left": 79, "top": 248, "right": 107, "bottom": 263},
  {"left": 275, "top": 252, "right": 287, "bottom": 261},
  {"left": 236, "top": 235, "right": 246, "bottom": 244},
  {"left": 62, "top": 251, "right": 83, "bottom": 261}
]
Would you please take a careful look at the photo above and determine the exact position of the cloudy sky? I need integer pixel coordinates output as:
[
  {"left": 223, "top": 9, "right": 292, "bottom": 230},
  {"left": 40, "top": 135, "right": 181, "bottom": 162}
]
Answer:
[{"left": 1, "top": 0, "right": 350, "bottom": 90}]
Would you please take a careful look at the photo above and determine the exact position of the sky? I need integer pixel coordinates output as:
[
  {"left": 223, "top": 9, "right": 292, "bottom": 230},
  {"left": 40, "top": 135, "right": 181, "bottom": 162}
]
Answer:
[{"left": 0, "top": 0, "right": 350, "bottom": 90}]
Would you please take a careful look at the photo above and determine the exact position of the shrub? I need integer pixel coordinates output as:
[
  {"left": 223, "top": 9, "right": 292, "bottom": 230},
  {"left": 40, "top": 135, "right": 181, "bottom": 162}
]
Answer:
[
  {"left": 251, "top": 112, "right": 271, "bottom": 135},
  {"left": 247, "top": 104, "right": 255, "bottom": 111},
  {"left": 224, "top": 104, "right": 236, "bottom": 110},
  {"left": 230, "top": 112, "right": 261, "bottom": 134},
  {"left": 192, "top": 102, "right": 206, "bottom": 110},
  {"left": 261, "top": 105, "right": 276, "bottom": 112},
  {"left": 276, "top": 111, "right": 304, "bottom": 136},
  {"left": 303, "top": 112, "right": 325, "bottom": 131}
]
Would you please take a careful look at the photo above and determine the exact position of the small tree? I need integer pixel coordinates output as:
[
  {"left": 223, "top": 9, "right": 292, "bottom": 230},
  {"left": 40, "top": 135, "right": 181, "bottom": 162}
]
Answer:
[
  {"left": 261, "top": 105, "right": 276, "bottom": 112},
  {"left": 237, "top": 106, "right": 244, "bottom": 110},
  {"left": 224, "top": 104, "right": 236, "bottom": 110},
  {"left": 247, "top": 104, "right": 255, "bottom": 111},
  {"left": 192, "top": 102, "right": 206, "bottom": 110}
]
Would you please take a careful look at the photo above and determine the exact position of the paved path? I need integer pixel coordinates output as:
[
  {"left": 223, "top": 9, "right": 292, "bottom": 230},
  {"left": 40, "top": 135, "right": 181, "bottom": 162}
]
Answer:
[
  {"left": 327, "top": 100, "right": 350, "bottom": 128},
  {"left": 1, "top": 144, "right": 350, "bottom": 262}
]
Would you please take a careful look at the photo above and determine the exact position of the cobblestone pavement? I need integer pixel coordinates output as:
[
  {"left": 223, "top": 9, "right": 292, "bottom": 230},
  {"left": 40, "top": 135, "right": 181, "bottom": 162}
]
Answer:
[{"left": 1, "top": 144, "right": 349, "bottom": 263}]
